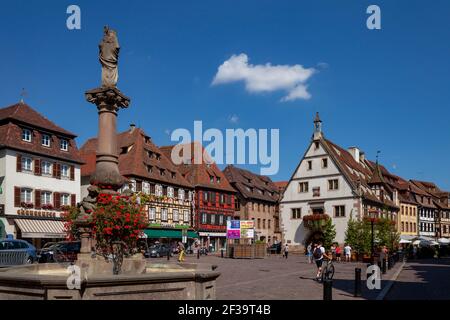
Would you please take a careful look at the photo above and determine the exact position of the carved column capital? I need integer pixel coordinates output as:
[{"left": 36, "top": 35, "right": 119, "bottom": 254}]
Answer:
[{"left": 85, "top": 86, "right": 130, "bottom": 112}]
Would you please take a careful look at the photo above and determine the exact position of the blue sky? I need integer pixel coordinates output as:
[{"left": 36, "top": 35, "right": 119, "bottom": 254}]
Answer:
[{"left": 1, "top": 0, "right": 449, "bottom": 189}]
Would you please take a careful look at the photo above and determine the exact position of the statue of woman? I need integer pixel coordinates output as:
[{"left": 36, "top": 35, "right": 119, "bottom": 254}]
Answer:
[{"left": 99, "top": 26, "right": 120, "bottom": 87}]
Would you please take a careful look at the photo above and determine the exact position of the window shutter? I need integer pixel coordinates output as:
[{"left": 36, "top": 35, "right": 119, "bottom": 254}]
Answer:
[
  {"left": 34, "top": 159, "right": 41, "bottom": 176},
  {"left": 16, "top": 155, "right": 22, "bottom": 172},
  {"left": 14, "top": 187, "right": 21, "bottom": 207},
  {"left": 71, "top": 194, "right": 76, "bottom": 207},
  {"left": 70, "top": 165, "right": 75, "bottom": 181},
  {"left": 54, "top": 192, "right": 61, "bottom": 209},
  {"left": 53, "top": 163, "right": 58, "bottom": 178},
  {"left": 56, "top": 164, "right": 61, "bottom": 179},
  {"left": 35, "top": 190, "right": 41, "bottom": 209}
]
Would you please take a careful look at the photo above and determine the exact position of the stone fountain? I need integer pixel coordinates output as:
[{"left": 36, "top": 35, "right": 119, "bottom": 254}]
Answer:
[{"left": 0, "top": 26, "right": 219, "bottom": 300}]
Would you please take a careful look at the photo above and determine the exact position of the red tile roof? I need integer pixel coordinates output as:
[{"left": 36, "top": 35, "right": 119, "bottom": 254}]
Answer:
[
  {"left": 80, "top": 127, "right": 193, "bottom": 189},
  {"left": 0, "top": 103, "right": 76, "bottom": 137},
  {"left": 320, "top": 138, "right": 398, "bottom": 209},
  {"left": 223, "top": 165, "right": 280, "bottom": 203},
  {"left": 160, "top": 142, "right": 235, "bottom": 193},
  {"left": 0, "top": 103, "right": 83, "bottom": 163}
]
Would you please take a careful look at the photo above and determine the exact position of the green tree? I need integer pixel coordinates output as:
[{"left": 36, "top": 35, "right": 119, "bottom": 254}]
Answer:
[
  {"left": 345, "top": 216, "right": 372, "bottom": 256},
  {"left": 375, "top": 217, "right": 399, "bottom": 252},
  {"left": 322, "top": 218, "right": 336, "bottom": 249}
]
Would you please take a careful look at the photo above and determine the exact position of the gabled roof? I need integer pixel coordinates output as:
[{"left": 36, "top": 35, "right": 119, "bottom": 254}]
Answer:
[
  {"left": 160, "top": 142, "right": 235, "bottom": 193},
  {"left": 318, "top": 138, "right": 398, "bottom": 209},
  {"left": 223, "top": 165, "right": 279, "bottom": 203},
  {"left": 80, "top": 127, "right": 193, "bottom": 189},
  {"left": 0, "top": 103, "right": 82, "bottom": 163},
  {"left": 0, "top": 102, "right": 76, "bottom": 137}
]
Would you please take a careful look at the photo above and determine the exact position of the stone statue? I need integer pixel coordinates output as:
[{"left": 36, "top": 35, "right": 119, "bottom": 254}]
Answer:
[
  {"left": 78, "top": 185, "right": 100, "bottom": 218},
  {"left": 99, "top": 26, "right": 120, "bottom": 87}
]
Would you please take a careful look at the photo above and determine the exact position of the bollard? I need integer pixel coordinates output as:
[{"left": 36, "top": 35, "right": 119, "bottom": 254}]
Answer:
[
  {"left": 167, "top": 250, "right": 170, "bottom": 261},
  {"left": 354, "top": 268, "right": 362, "bottom": 297},
  {"left": 382, "top": 258, "right": 386, "bottom": 274},
  {"left": 323, "top": 279, "right": 332, "bottom": 300},
  {"left": 221, "top": 249, "right": 224, "bottom": 258},
  {"left": 197, "top": 249, "right": 200, "bottom": 259},
  {"left": 387, "top": 257, "right": 392, "bottom": 270}
]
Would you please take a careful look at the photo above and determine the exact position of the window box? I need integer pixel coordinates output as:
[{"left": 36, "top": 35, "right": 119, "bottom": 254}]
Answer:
[{"left": 20, "top": 202, "right": 34, "bottom": 209}]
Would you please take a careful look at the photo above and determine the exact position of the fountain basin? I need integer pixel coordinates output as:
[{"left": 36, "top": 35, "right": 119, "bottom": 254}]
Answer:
[{"left": 0, "top": 261, "right": 220, "bottom": 300}]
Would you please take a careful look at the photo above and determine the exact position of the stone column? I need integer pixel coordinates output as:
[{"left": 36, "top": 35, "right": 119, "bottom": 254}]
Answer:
[{"left": 85, "top": 87, "right": 130, "bottom": 192}]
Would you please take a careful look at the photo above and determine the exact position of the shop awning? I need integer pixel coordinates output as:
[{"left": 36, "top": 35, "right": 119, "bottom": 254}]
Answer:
[
  {"left": 15, "top": 219, "right": 66, "bottom": 239},
  {"left": 144, "top": 229, "right": 198, "bottom": 239}
]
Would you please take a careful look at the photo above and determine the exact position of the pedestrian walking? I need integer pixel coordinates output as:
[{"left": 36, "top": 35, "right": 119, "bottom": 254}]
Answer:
[
  {"left": 335, "top": 245, "right": 341, "bottom": 262},
  {"left": 177, "top": 241, "right": 185, "bottom": 262},
  {"left": 331, "top": 243, "right": 336, "bottom": 261},
  {"left": 344, "top": 244, "right": 352, "bottom": 262},
  {"left": 307, "top": 242, "right": 313, "bottom": 263},
  {"left": 283, "top": 243, "right": 289, "bottom": 259}
]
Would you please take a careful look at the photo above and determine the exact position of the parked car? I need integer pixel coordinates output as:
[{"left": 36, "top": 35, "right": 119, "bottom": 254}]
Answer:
[
  {"left": 38, "top": 241, "right": 81, "bottom": 263},
  {"left": 0, "top": 239, "right": 37, "bottom": 265},
  {"left": 146, "top": 244, "right": 173, "bottom": 258},
  {"left": 268, "top": 243, "right": 282, "bottom": 254}
]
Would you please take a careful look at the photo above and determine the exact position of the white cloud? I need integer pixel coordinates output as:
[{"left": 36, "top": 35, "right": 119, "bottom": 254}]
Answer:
[
  {"left": 229, "top": 114, "right": 239, "bottom": 124},
  {"left": 212, "top": 53, "right": 316, "bottom": 102}
]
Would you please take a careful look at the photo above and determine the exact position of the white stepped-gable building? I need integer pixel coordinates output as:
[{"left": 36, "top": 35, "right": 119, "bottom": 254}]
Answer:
[{"left": 280, "top": 113, "right": 399, "bottom": 252}]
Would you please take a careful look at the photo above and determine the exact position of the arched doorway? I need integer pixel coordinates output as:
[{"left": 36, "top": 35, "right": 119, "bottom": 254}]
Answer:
[{"left": 306, "top": 231, "right": 324, "bottom": 245}]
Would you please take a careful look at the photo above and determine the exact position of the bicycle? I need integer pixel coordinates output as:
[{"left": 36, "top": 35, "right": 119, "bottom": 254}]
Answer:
[{"left": 321, "top": 259, "right": 335, "bottom": 281}]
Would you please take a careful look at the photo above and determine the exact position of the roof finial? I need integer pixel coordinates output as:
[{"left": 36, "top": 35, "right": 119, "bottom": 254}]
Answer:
[
  {"left": 376, "top": 150, "right": 381, "bottom": 164},
  {"left": 19, "top": 88, "right": 27, "bottom": 103},
  {"left": 313, "top": 112, "right": 323, "bottom": 140}
]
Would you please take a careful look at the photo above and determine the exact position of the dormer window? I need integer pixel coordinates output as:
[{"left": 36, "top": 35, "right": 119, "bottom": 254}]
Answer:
[
  {"left": 210, "top": 176, "right": 214, "bottom": 183},
  {"left": 160, "top": 169, "right": 165, "bottom": 176},
  {"left": 60, "top": 139, "right": 69, "bottom": 151},
  {"left": 217, "top": 177, "right": 221, "bottom": 184},
  {"left": 156, "top": 154, "right": 161, "bottom": 161},
  {"left": 171, "top": 172, "right": 176, "bottom": 179},
  {"left": 41, "top": 134, "right": 51, "bottom": 147},
  {"left": 147, "top": 165, "right": 153, "bottom": 173},
  {"left": 167, "top": 187, "right": 174, "bottom": 198},
  {"left": 314, "top": 141, "right": 319, "bottom": 150},
  {"left": 22, "top": 129, "right": 32, "bottom": 142}
]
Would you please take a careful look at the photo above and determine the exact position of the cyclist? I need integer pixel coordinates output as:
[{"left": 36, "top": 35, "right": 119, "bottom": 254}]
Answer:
[{"left": 313, "top": 241, "right": 332, "bottom": 281}]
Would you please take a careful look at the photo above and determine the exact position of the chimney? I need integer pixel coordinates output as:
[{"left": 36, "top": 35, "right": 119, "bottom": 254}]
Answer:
[
  {"left": 129, "top": 123, "right": 136, "bottom": 133},
  {"left": 348, "top": 147, "right": 360, "bottom": 163}
]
